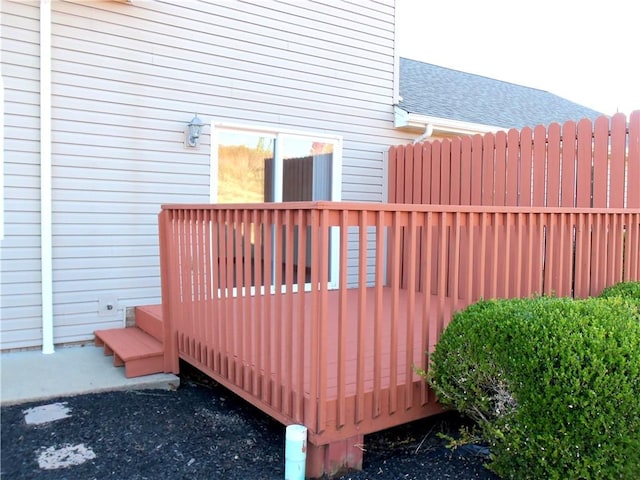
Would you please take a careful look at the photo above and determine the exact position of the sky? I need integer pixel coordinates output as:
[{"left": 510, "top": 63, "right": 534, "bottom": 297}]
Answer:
[{"left": 396, "top": 0, "right": 640, "bottom": 116}]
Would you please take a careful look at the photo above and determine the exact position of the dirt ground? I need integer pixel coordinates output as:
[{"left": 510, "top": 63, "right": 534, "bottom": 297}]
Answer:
[{"left": 1, "top": 363, "right": 499, "bottom": 479}]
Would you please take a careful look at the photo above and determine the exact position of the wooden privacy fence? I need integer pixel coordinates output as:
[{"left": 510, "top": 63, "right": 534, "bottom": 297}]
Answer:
[
  {"left": 158, "top": 202, "right": 640, "bottom": 455},
  {"left": 389, "top": 111, "right": 640, "bottom": 296},
  {"left": 389, "top": 111, "right": 640, "bottom": 208}
]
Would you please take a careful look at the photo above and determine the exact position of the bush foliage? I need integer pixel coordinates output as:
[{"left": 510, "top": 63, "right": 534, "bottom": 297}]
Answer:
[
  {"left": 428, "top": 295, "right": 640, "bottom": 479},
  {"left": 598, "top": 281, "right": 640, "bottom": 302}
]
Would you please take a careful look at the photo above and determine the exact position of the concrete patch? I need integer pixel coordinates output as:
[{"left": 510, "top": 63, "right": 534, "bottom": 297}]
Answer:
[
  {"left": 1, "top": 346, "right": 180, "bottom": 407},
  {"left": 37, "top": 443, "right": 96, "bottom": 470},
  {"left": 23, "top": 402, "right": 72, "bottom": 425}
]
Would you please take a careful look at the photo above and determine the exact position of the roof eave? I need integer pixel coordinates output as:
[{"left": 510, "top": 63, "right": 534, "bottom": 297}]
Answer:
[{"left": 394, "top": 106, "right": 507, "bottom": 136}]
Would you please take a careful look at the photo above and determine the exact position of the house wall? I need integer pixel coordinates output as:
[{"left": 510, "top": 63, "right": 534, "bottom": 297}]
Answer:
[
  {"left": 1, "top": 0, "right": 415, "bottom": 350},
  {"left": 2, "top": 1, "right": 43, "bottom": 349}
]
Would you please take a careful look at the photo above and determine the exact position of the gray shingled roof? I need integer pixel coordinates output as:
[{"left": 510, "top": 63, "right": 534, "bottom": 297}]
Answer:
[{"left": 399, "top": 57, "right": 604, "bottom": 129}]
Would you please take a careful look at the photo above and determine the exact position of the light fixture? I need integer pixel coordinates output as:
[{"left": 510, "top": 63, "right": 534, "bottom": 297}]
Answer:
[{"left": 186, "top": 114, "right": 204, "bottom": 148}]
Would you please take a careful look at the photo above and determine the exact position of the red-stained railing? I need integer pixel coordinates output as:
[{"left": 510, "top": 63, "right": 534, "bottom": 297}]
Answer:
[{"left": 158, "top": 202, "right": 640, "bottom": 447}]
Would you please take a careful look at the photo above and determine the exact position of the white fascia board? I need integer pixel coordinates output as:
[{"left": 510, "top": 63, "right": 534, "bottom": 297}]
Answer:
[{"left": 394, "top": 106, "right": 506, "bottom": 136}]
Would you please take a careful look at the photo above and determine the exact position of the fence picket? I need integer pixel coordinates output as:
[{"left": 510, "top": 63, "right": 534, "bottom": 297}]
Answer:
[
  {"left": 561, "top": 120, "right": 577, "bottom": 207},
  {"left": 629, "top": 112, "right": 640, "bottom": 208},
  {"left": 430, "top": 141, "right": 442, "bottom": 204},
  {"left": 440, "top": 139, "right": 452, "bottom": 204},
  {"left": 506, "top": 129, "right": 519, "bottom": 205},
  {"left": 576, "top": 118, "right": 593, "bottom": 207},
  {"left": 412, "top": 143, "right": 424, "bottom": 203},
  {"left": 471, "top": 135, "right": 483, "bottom": 204},
  {"left": 532, "top": 125, "right": 547, "bottom": 206},
  {"left": 547, "top": 123, "right": 562, "bottom": 207},
  {"left": 593, "top": 116, "right": 609, "bottom": 207},
  {"left": 610, "top": 113, "right": 627, "bottom": 208},
  {"left": 422, "top": 142, "right": 433, "bottom": 204},
  {"left": 403, "top": 143, "right": 414, "bottom": 205},
  {"left": 388, "top": 146, "right": 398, "bottom": 205},
  {"left": 460, "top": 136, "right": 473, "bottom": 205},
  {"left": 520, "top": 127, "right": 533, "bottom": 206},
  {"left": 450, "top": 137, "right": 462, "bottom": 205},
  {"left": 495, "top": 131, "right": 507, "bottom": 206},
  {"left": 482, "top": 133, "right": 495, "bottom": 205}
]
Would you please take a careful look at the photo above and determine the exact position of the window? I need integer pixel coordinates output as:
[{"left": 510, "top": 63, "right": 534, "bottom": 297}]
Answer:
[
  {"left": 210, "top": 124, "right": 343, "bottom": 289},
  {"left": 211, "top": 125, "right": 342, "bottom": 204}
]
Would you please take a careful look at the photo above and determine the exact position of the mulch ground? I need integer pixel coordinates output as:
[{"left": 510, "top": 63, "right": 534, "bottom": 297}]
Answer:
[{"left": 1, "top": 362, "right": 499, "bottom": 479}]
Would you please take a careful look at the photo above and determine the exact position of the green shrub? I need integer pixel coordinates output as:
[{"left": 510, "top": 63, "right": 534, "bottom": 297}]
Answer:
[
  {"left": 598, "top": 281, "right": 640, "bottom": 302},
  {"left": 428, "top": 296, "right": 640, "bottom": 479}
]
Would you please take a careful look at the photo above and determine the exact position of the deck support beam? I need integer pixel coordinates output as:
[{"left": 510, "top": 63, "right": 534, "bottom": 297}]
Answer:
[{"left": 305, "top": 435, "right": 364, "bottom": 479}]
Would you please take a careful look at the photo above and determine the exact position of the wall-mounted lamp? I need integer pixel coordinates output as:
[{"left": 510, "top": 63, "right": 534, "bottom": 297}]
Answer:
[{"left": 185, "top": 114, "right": 204, "bottom": 148}]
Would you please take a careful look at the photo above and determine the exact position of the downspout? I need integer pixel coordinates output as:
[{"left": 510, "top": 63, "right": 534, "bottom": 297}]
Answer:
[
  {"left": 412, "top": 124, "right": 434, "bottom": 144},
  {"left": 40, "top": 0, "right": 54, "bottom": 354}
]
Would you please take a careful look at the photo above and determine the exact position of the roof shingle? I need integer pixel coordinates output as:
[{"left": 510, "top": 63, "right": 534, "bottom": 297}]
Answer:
[{"left": 399, "top": 57, "right": 603, "bottom": 129}]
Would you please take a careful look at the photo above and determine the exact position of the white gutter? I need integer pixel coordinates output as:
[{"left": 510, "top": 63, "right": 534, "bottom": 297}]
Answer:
[
  {"left": 40, "top": 0, "right": 54, "bottom": 354},
  {"left": 394, "top": 105, "right": 506, "bottom": 137}
]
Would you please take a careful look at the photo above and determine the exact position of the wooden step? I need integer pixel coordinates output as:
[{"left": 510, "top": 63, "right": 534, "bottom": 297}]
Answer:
[
  {"left": 134, "top": 304, "right": 163, "bottom": 342},
  {"left": 94, "top": 327, "right": 164, "bottom": 378}
]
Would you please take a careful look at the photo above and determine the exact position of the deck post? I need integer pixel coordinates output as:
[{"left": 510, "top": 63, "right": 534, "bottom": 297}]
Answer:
[
  {"left": 158, "top": 208, "right": 179, "bottom": 374},
  {"left": 305, "top": 435, "right": 364, "bottom": 479}
]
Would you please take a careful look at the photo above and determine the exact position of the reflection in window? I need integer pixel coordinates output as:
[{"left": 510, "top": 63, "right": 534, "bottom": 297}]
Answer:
[
  {"left": 266, "top": 138, "right": 333, "bottom": 202},
  {"left": 217, "top": 131, "right": 275, "bottom": 203},
  {"left": 217, "top": 132, "right": 334, "bottom": 204}
]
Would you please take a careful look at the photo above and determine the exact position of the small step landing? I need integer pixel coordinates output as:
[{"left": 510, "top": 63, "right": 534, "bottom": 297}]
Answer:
[
  {"left": 94, "top": 327, "right": 164, "bottom": 378},
  {"left": 133, "top": 305, "right": 163, "bottom": 342}
]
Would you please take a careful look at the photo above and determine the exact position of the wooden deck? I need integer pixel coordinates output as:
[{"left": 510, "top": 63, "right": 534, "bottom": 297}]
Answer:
[
  {"left": 150, "top": 113, "right": 640, "bottom": 478},
  {"left": 155, "top": 199, "right": 639, "bottom": 478},
  {"left": 170, "top": 288, "right": 463, "bottom": 442}
]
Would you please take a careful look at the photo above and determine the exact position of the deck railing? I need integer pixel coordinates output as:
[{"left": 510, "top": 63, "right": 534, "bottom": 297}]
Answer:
[{"left": 158, "top": 201, "right": 640, "bottom": 446}]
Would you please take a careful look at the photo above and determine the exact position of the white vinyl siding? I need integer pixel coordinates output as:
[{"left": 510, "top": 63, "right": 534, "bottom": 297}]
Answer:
[
  {"left": 48, "top": 3, "right": 217, "bottom": 344},
  {"left": 1, "top": 0, "right": 411, "bottom": 349},
  {"left": 1, "top": 1, "right": 43, "bottom": 349}
]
